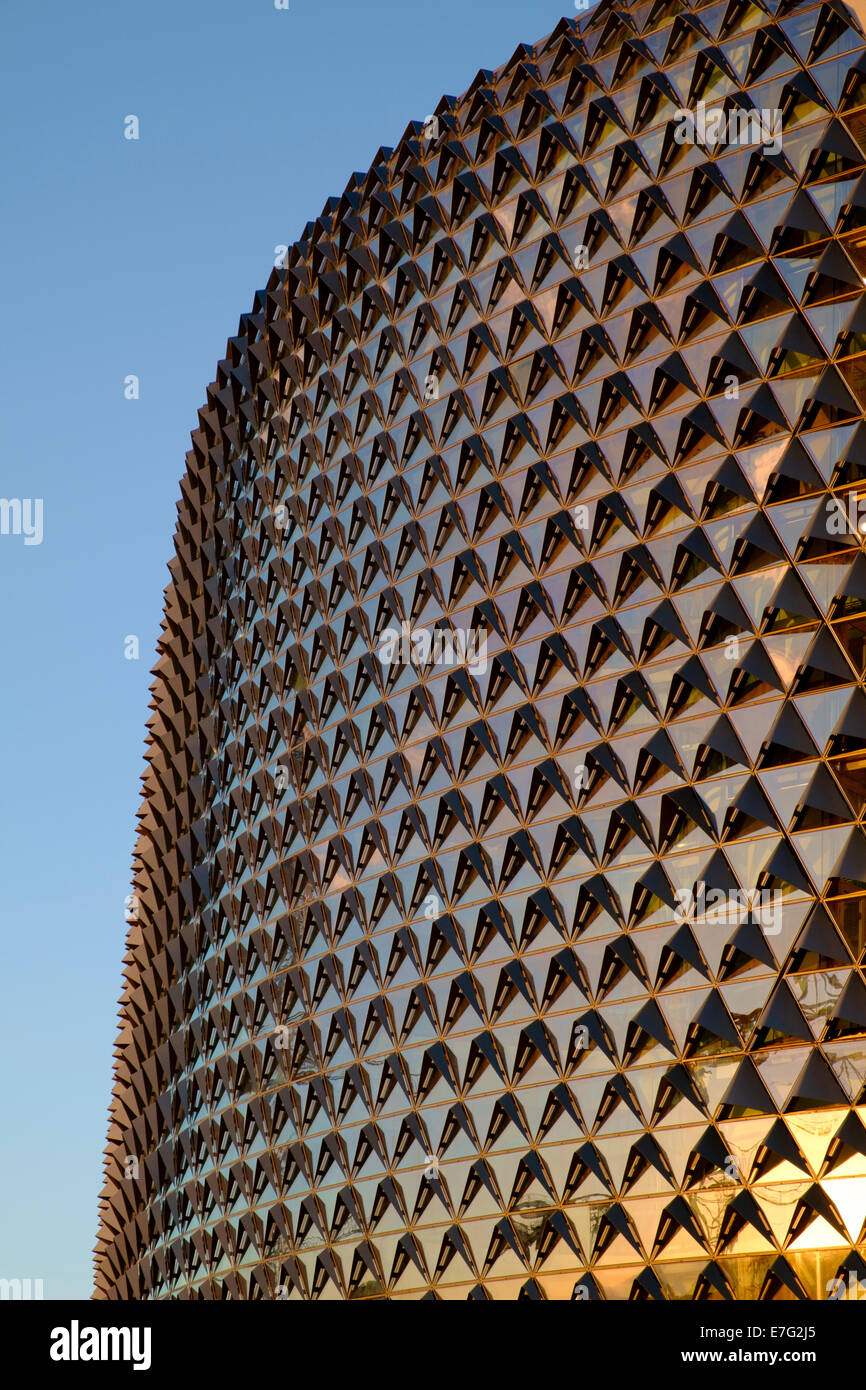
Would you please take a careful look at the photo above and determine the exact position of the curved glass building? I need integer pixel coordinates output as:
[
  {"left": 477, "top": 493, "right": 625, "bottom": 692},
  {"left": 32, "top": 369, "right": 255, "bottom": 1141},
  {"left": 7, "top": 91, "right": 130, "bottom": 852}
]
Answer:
[{"left": 96, "top": 0, "right": 866, "bottom": 1300}]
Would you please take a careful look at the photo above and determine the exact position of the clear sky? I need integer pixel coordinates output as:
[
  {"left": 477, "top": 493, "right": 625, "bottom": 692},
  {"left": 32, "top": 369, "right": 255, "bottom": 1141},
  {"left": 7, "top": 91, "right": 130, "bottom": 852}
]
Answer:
[{"left": 0, "top": 0, "right": 576, "bottom": 1300}]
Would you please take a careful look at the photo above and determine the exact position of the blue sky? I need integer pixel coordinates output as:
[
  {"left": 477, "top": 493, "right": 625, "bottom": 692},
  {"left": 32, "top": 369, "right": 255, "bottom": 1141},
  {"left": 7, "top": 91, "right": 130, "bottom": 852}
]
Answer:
[{"left": 0, "top": 0, "right": 574, "bottom": 1300}]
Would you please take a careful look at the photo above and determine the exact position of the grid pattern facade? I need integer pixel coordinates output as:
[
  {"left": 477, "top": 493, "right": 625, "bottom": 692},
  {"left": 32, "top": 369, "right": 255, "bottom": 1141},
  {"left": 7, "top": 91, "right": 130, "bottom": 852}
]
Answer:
[{"left": 96, "top": 0, "right": 866, "bottom": 1300}]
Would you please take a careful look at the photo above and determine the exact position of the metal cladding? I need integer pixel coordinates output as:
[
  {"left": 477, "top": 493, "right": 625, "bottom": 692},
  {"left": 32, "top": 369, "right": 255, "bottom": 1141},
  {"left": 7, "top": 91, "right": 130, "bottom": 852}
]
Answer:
[{"left": 95, "top": 0, "right": 866, "bottom": 1300}]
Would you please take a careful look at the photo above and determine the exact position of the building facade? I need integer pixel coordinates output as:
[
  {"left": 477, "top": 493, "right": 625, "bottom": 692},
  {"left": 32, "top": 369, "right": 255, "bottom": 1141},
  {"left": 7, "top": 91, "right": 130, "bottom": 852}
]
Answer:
[{"left": 96, "top": 0, "right": 866, "bottom": 1300}]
